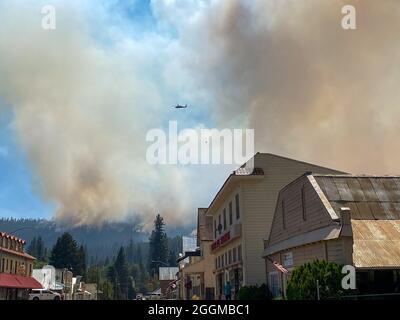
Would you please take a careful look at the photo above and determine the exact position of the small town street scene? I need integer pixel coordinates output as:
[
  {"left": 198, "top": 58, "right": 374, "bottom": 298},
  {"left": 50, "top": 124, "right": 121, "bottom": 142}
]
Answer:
[{"left": 1, "top": 0, "right": 400, "bottom": 311}]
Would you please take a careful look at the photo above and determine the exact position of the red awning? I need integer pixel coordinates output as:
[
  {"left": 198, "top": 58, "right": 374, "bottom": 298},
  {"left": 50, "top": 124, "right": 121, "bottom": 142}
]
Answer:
[{"left": 0, "top": 273, "right": 43, "bottom": 289}]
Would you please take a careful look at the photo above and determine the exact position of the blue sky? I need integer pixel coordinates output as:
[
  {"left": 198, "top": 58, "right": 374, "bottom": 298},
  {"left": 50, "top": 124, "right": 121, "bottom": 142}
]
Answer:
[
  {"left": 0, "top": 1, "right": 157, "bottom": 220},
  {"left": 0, "top": 0, "right": 229, "bottom": 223},
  {"left": 1, "top": 0, "right": 399, "bottom": 224},
  {"left": 0, "top": 108, "right": 54, "bottom": 219}
]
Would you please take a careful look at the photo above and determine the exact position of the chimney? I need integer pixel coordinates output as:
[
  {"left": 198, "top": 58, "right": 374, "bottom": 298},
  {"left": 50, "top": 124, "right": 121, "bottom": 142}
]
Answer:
[{"left": 339, "top": 207, "right": 352, "bottom": 236}]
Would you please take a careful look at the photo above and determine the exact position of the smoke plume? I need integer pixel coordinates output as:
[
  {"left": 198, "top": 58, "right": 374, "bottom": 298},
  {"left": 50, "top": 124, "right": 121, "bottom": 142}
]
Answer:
[{"left": 0, "top": 0, "right": 399, "bottom": 227}]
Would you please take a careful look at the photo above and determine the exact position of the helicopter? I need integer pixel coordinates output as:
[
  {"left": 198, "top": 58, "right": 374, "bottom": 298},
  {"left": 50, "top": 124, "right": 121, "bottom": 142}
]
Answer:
[{"left": 174, "top": 104, "right": 188, "bottom": 109}]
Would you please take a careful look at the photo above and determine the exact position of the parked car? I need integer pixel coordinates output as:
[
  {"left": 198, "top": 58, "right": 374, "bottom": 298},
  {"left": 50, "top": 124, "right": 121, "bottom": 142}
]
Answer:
[{"left": 29, "top": 289, "right": 62, "bottom": 300}]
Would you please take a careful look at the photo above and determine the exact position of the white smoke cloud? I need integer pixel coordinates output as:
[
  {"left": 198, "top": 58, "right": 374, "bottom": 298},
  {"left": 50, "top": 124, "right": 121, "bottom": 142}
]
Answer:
[
  {"left": 164, "top": 0, "right": 400, "bottom": 174},
  {"left": 0, "top": 1, "right": 202, "bottom": 228},
  {"left": 0, "top": 0, "right": 399, "bottom": 228}
]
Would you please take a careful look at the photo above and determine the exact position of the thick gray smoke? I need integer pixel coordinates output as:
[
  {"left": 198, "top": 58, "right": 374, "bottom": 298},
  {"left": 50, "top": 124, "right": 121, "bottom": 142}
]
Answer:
[
  {"left": 165, "top": 0, "right": 400, "bottom": 173},
  {"left": 0, "top": 0, "right": 399, "bottom": 227}
]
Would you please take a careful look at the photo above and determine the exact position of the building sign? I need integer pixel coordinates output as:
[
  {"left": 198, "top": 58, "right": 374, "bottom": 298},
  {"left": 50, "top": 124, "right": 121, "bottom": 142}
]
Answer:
[
  {"left": 17, "top": 264, "right": 26, "bottom": 276},
  {"left": 282, "top": 252, "right": 293, "bottom": 267},
  {"left": 211, "top": 231, "right": 231, "bottom": 251}
]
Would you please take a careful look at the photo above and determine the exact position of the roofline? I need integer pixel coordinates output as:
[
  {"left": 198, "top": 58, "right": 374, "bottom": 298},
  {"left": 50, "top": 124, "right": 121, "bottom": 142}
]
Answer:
[
  {"left": 258, "top": 152, "right": 348, "bottom": 174},
  {"left": 0, "top": 232, "right": 26, "bottom": 244},
  {"left": 0, "top": 247, "right": 36, "bottom": 260},
  {"left": 312, "top": 174, "right": 400, "bottom": 178},
  {"left": 205, "top": 152, "right": 345, "bottom": 216},
  {"left": 206, "top": 174, "right": 263, "bottom": 216}
]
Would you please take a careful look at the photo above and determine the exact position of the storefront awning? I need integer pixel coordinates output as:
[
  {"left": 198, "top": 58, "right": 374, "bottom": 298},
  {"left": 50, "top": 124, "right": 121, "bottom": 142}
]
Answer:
[{"left": 0, "top": 273, "right": 43, "bottom": 289}]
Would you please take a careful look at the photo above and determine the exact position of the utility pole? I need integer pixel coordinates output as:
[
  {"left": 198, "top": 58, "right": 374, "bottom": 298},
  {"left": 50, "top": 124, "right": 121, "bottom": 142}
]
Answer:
[{"left": 316, "top": 280, "right": 320, "bottom": 300}]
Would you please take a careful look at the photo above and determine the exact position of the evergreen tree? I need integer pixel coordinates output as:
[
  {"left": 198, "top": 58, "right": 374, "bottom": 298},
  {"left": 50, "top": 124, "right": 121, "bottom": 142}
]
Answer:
[
  {"left": 49, "top": 232, "right": 80, "bottom": 273},
  {"left": 107, "top": 247, "right": 131, "bottom": 299},
  {"left": 148, "top": 214, "right": 169, "bottom": 276},
  {"left": 126, "top": 239, "right": 134, "bottom": 264},
  {"left": 168, "top": 249, "right": 177, "bottom": 267},
  {"left": 75, "top": 245, "right": 87, "bottom": 278},
  {"left": 286, "top": 260, "right": 344, "bottom": 300},
  {"left": 27, "top": 237, "right": 37, "bottom": 257},
  {"left": 36, "top": 236, "right": 44, "bottom": 260}
]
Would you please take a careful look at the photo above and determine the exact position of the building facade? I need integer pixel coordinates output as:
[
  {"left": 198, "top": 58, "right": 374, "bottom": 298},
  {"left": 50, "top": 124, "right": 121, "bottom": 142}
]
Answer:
[
  {"left": 179, "top": 208, "right": 215, "bottom": 300},
  {"left": 207, "top": 153, "right": 342, "bottom": 299},
  {"left": 0, "top": 232, "right": 42, "bottom": 300},
  {"left": 264, "top": 174, "right": 400, "bottom": 297}
]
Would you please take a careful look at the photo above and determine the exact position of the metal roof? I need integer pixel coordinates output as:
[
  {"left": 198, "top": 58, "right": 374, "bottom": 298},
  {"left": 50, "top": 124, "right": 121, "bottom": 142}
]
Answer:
[
  {"left": 314, "top": 175, "right": 400, "bottom": 220},
  {"left": 352, "top": 219, "right": 400, "bottom": 268},
  {"left": 158, "top": 267, "right": 179, "bottom": 281}
]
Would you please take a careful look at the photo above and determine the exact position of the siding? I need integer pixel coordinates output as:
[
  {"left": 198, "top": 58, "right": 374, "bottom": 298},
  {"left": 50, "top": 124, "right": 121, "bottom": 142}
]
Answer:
[
  {"left": 242, "top": 154, "right": 341, "bottom": 285},
  {"left": 268, "top": 175, "right": 335, "bottom": 246},
  {"left": 266, "top": 240, "right": 347, "bottom": 295}
]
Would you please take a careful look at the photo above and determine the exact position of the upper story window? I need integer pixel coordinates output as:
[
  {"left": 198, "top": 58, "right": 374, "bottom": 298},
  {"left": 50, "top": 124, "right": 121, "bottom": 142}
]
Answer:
[
  {"left": 235, "top": 194, "right": 240, "bottom": 220},
  {"left": 301, "top": 186, "right": 307, "bottom": 221},
  {"left": 214, "top": 220, "right": 217, "bottom": 239},
  {"left": 218, "top": 215, "right": 222, "bottom": 235},
  {"left": 229, "top": 202, "right": 233, "bottom": 225},
  {"left": 223, "top": 209, "right": 227, "bottom": 230}
]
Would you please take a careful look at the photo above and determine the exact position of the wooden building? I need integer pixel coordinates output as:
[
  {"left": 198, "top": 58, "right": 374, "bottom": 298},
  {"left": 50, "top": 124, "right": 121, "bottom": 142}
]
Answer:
[
  {"left": 0, "top": 232, "right": 42, "bottom": 300},
  {"left": 264, "top": 174, "right": 400, "bottom": 297},
  {"left": 206, "top": 153, "right": 341, "bottom": 299},
  {"left": 178, "top": 208, "right": 215, "bottom": 300}
]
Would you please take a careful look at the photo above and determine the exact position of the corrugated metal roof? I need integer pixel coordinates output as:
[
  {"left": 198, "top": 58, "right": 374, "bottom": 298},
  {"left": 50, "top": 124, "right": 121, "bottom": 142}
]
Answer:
[
  {"left": 159, "top": 267, "right": 179, "bottom": 280},
  {"left": 352, "top": 219, "right": 400, "bottom": 268},
  {"left": 314, "top": 176, "right": 400, "bottom": 220}
]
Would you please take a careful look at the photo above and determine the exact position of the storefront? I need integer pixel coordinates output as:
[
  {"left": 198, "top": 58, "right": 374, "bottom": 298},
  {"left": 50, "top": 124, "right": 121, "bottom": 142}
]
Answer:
[{"left": 0, "top": 273, "right": 42, "bottom": 300}]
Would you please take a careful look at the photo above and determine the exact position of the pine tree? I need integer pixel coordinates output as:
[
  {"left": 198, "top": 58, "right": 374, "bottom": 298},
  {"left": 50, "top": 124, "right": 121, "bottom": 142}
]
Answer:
[
  {"left": 36, "top": 236, "right": 44, "bottom": 260},
  {"left": 168, "top": 249, "right": 177, "bottom": 267},
  {"left": 148, "top": 214, "right": 169, "bottom": 276},
  {"left": 126, "top": 239, "right": 134, "bottom": 263},
  {"left": 112, "top": 247, "right": 130, "bottom": 299},
  {"left": 75, "top": 245, "right": 87, "bottom": 278},
  {"left": 27, "top": 237, "right": 37, "bottom": 257},
  {"left": 49, "top": 232, "right": 79, "bottom": 272}
]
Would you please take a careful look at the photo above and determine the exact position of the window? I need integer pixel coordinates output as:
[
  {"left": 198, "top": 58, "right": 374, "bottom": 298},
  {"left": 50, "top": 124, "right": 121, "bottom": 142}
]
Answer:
[
  {"left": 235, "top": 194, "right": 240, "bottom": 219},
  {"left": 283, "top": 252, "right": 293, "bottom": 267},
  {"left": 282, "top": 200, "right": 286, "bottom": 229},
  {"left": 229, "top": 202, "right": 233, "bottom": 225},
  {"left": 214, "top": 220, "right": 217, "bottom": 239},
  {"left": 229, "top": 250, "right": 232, "bottom": 265},
  {"left": 269, "top": 272, "right": 280, "bottom": 298},
  {"left": 301, "top": 186, "right": 307, "bottom": 221},
  {"left": 233, "top": 247, "right": 237, "bottom": 262},
  {"left": 223, "top": 209, "right": 227, "bottom": 230},
  {"left": 10, "top": 260, "right": 13, "bottom": 274},
  {"left": 215, "top": 258, "right": 218, "bottom": 269},
  {"left": 218, "top": 215, "right": 222, "bottom": 235},
  {"left": 238, "top": 245, "right": 242, "bottom": 261}
]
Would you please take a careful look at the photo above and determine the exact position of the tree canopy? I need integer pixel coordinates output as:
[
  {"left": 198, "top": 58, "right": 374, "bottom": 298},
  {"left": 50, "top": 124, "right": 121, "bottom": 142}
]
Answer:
[
  {"left": 286, "top": 260, "right": 343, "bottom": 300},
  {"left": 49, "top": 232, "right": 86, "bottom": 277},
  {"left": 148, "top": 214, "right": 169, "bottom": 276}
]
